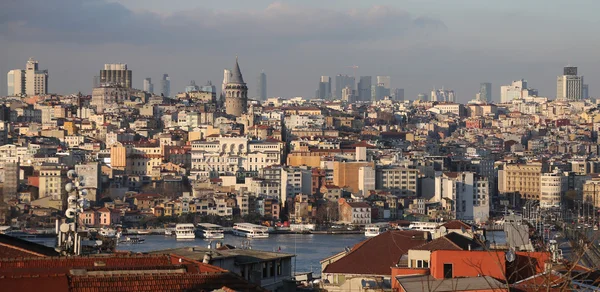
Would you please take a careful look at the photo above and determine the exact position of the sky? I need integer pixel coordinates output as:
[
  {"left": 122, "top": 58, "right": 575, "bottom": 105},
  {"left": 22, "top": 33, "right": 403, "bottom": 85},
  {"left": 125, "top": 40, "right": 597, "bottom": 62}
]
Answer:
[{"left": 1, "top": 0, "right": 600, "bottom": 102}]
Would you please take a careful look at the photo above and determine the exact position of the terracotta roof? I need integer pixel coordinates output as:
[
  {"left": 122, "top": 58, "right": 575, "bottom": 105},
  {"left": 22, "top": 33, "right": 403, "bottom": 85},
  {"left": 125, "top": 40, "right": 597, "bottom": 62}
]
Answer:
[
  {"left": 322, "top": 230, "right": 429, "bottom": 275},
  {"left": 440, "top": 220, "right": 474, "bottom": 230}
]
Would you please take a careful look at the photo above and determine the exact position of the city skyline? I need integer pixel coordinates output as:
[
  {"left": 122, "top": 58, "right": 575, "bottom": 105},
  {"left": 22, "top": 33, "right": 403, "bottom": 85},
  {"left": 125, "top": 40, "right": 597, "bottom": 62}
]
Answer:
[{"left": 2, "top": 0, "right": 600, "bottom": 101}]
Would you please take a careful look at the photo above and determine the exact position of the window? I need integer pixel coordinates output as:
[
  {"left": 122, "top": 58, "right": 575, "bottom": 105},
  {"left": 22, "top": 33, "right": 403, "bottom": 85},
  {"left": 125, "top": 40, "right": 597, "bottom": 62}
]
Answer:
[{"left": 262, "top": 263, "right": 268, "bottom": 278}]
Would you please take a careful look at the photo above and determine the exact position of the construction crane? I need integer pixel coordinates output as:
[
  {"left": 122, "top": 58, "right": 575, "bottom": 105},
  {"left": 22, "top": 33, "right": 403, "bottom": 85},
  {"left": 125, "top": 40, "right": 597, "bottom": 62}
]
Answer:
[{"left": 347, "top": 65, "right": 359, "bottom": 81}]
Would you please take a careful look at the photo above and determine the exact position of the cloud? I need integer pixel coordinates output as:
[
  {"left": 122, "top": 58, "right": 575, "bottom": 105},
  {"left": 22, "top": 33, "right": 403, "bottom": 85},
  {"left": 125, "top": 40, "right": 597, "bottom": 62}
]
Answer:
[{"left": 0, "top": 0, "right": 446, "bottom": 48}]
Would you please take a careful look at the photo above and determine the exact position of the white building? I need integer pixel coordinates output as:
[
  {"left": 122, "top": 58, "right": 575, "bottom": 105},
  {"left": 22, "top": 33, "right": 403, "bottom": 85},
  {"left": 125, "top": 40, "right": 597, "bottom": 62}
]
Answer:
[
  {"left": 430, "top": 89, "right": 455, "bottom": 102},
  {"left": 358, "top": 166, "right": 375, "bottom": 197},
  {"left": 7, "top": 69, "right": 25, "bottom": 96},
  {"left": 433, "top": 172, "right": 489, "bottom": 223},
  {"left": 280, "top": 166, "right": 312, "bottom": 207},
  {"left": 540, "top": 170, "right": 567, "bottom": 208},
  {"left": 500, "top": 79, "right": 537, "bottom": 103},
  {"left": 190, "top": 136, "right": 283, "bottom": 178}
]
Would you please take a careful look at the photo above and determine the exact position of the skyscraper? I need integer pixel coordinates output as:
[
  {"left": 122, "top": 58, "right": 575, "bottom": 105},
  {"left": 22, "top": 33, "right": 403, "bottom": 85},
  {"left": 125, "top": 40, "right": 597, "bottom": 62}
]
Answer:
[
  {"left": 143, "top": 77, "right": 154, "bottom": 93},
  {"left": 161, "top": 74, "right": 171, "bottom": 97},
  {"left": 225, "top": 57, "right": 248, "bottom": 117},
  {"left": 431, "top": 88, "right": 455, "bottom": 102},
  {"left": 316, "top": 76, "right": 332, "bottom": 99},
  {"left": 583, "top": 84, "right": 589, "bottom": 99},
  {"left": 376, "top": 76, "right": 391, "bottom": 89},
  {"left": 100, "top": 63, "right": 131, "bottom": 88},
  {"left": 357, "top": 76, "right": 372, "bottom": 102},
  {"left": 93, "top": 75, "right": 100, "bottom": 88},
  {"left": 335, "top": 74, "right": 355, "bottom": 99},
  {"left": 7, "top": 69, "right": 25, "bottom": 96},
  {"left": 25, "top": 58, "right": 48, "bottom": 96},
  {"left": 393, "top": 88, "right": 405, "bottom": 101},
  {"left": 257, "top": 71, "right": 267, "bottom": 100},
  {"left": 556, "top": 66, "right": 583, "bottom": 101},
  {"left": 479, "top": 82, "right": 492, "bottom": 103}
]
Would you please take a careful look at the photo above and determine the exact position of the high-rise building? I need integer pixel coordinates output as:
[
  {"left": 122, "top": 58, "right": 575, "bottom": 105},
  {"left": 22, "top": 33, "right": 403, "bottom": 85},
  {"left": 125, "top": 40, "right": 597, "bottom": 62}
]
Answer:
[
  {"left": 556, "top": 66, "right": 583, "bottom": 101},
  {"left": 100, "top": 63, "right": 131, "bottom": 88},
  {"left": 335, "top": 74, "right": 354, "bottom": 99},
  {"left": 7, "top": 58, "right": 48, "bottom": 96},
  {"left": 376, "top": 76, "right": 391, "bottom": 89},
  {"left": 431, "top": 89, "right": 455, "bottom": 102},
  {"left": 500, "top": 79, "right": 537, "bottom": 103},
  {"left": 357, "top": 76, "right": 372, "bottom": 102},
  {"left": 316, "top": 76, "right": 331, "bottom": 99},
  {"left": 393, "top": 88, "right": 405, "bottom": 101},
  {"left": 7, "top": 69, "right": 25, "bottom": 96},
  {"left": 257, "top": 71, "right": 267, "bottom": 100},
  {"left": 224, "top": 57, "right": 248, "bottom": 117},
  {"left": 25, "top": 58, "right": 48, "bottom": 96},
  {"left": 583, "top": 84, "right": 589, "bottom": 99},
  {"left": 417, "top": 93, "right": 428, "bottom": 101},
  {"left": 143, "top": 77, "right": 154, "bottom": 93},
  {"left": 161, "top": 74, "right": 171, "bottom": 97},
  {"left": 479, "top": 82, "right": 492, "bottom": 103},
  {"left": 341, "top": 86, "right": 354, "bottom": 102},
  {"left": 374, "top": 83, "right": 390, "bottom": 101}
]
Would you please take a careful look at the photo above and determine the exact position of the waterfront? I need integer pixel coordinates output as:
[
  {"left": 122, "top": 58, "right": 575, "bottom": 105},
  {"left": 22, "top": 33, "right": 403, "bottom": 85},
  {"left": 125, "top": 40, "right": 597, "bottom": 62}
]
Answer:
[{"left": 36, "top": 231, "right": 507, "bottom": 276}]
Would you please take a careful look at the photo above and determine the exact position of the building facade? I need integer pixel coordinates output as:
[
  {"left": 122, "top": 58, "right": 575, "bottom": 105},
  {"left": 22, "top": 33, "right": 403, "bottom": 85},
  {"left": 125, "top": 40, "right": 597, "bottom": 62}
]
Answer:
[
  {"left": 100, "top": 63, "right": 131, "bottom": 88},
  {"left": 225, "top": 58, "right": 248, "bottom": 116}
]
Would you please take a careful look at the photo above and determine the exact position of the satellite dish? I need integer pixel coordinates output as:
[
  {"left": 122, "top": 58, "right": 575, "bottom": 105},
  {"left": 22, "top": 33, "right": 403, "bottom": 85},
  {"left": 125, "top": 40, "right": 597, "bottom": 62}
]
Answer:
[
  {"left": 461, "top": 226, "right": 466, "bottom": 233},
  {"left": 60, "top": 223, "right": 70, "bottom": 233},
  {"left": 439, "top": 226, "right": 447, "bottom": 234},
  {"left": 67, "top": 170, "right": 77, "bottom": 179},
  {"left": 65, "top": 183, "right": 74, "bottom": 192},
  {"left": 80, "top": 189, "right": 88, "bottom": 197},
  {"left": 65, "top": 208, "right": 77, "bottom": 219},
  {"left": 506, "top": 249, "right": 516, "bottom": 262},
  {"left": 67, "top": 195, "right": 78, "bottom": 205},
  {"left": 78, "top": 198, "right": 90, "bottom": 209}
]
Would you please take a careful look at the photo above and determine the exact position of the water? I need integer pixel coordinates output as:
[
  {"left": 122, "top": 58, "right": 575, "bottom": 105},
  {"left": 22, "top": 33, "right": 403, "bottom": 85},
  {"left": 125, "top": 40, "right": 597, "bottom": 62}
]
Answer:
[{"left": 36, "top": 231, "right": 506, "bottom": 276}]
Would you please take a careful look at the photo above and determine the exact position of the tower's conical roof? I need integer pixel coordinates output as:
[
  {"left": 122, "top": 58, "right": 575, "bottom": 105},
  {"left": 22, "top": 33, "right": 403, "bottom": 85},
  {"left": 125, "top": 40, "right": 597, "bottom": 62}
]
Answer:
[{"left": 230, "top": 56, "right": 245, "bottom": 84}]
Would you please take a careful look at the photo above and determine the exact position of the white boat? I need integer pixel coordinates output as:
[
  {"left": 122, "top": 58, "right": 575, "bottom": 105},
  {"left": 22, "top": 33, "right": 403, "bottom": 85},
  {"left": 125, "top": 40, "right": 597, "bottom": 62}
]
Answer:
[
  {"left": 364, "top": 224, "right": 387, "bottom": 237},
  {"left": 408, "top": 222, "right": 439, "bottom": 234},
  {"left": 232, "top": 223, "right": 269, "bottom": 238},
  {"left": 196, "top": 223, "right": 225, "bottom": 239},
  {"left": 165, "top": 224, "right": 176, "bottom": 236},
  {"left": 98, "top": 227, "right": 117, "bottom": 238},
  {"left": 119, "top": 236, "right": 145, "bottom": 244},
  {"left": 175, "top": 224, "right": 196, "bottom": 239}
]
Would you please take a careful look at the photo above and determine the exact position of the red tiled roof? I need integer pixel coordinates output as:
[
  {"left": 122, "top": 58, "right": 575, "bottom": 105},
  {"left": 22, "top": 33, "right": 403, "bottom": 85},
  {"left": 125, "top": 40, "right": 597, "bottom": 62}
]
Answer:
[
  {"left": 440, "top": 220, "right": 473, "bottom": 230},
  {"left": 323, "top": 230, "right": 429, "bottom": 275}
]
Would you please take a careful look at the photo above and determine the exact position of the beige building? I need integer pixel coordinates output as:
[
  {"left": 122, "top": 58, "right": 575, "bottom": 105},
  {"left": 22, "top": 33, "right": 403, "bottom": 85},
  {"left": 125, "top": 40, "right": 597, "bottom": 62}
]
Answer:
[
  {"left": 38, "top": 164, "right": 68, "bottom": 210},
  {"left": 583, "top": 177, "right": 600, "bottom": 208},
  {"left": 500, "top": 162, "right": 543, "bottom": 200},
  {"left": 333, "top": 161, "right": 375, "bottom": 194},
  {"left": 25, "top": 58, "right": 48, "bottom": 96},
  {"left": 375, "top": 167, "right": 419, "bottom": 196}
]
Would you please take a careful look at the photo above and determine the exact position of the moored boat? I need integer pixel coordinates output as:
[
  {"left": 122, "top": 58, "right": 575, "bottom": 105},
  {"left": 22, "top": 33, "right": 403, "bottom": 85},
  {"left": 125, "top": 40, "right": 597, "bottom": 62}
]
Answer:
[
  {"left": 232, "top": 223, "right": 269, "bottom": 238},
  {"left": 175, "top": 224, "right": 196, "bottom": 239}
]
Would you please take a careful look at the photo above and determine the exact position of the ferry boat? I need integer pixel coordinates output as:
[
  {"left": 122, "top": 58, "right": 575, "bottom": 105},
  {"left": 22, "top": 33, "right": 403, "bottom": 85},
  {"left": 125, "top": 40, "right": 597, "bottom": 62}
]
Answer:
[
  {"left": 232, "top": 223, "right": 269, "bottom": 238},
  {"left": 364, "top": 224, "right": 387, "bottom": 237},
  {"left": 196, "top": 223, "right": 225, "bottom": 239},
  {"left": 175, "top": 224, "right": 196, "bottom": 239},
  {"left": 408, "top": 222, "right": 439, "bottom": 234}
]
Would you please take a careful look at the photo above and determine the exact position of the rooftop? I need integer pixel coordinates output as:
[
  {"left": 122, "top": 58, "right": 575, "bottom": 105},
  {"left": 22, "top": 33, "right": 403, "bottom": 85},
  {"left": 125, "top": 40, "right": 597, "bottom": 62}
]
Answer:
[{"left": 396, "top": 275, "right": 506, "bottom": 292}]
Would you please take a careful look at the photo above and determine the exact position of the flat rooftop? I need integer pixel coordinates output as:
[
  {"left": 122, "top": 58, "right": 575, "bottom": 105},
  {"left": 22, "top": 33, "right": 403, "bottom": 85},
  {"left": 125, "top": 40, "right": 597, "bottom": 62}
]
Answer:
[{"left": 151, "top": 246, "right": 295, "bottom": 265}]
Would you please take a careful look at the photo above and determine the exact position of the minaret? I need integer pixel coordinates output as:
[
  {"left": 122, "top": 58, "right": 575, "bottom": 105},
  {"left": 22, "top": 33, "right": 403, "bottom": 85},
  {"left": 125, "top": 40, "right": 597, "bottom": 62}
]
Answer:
[{"left": 225, "top": 57, "right": 248, "bottom": 116}]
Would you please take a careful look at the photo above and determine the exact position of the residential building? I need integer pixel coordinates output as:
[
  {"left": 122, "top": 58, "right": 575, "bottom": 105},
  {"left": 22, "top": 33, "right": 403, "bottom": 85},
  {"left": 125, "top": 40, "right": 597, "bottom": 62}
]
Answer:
[
  {"left": 500, "top": 162, "right": 543, "bottom": 200},
  {"left": 433, "top": 172, "right": 489, "bottom": 223},
  {"left": 358, "top": 166, "right": 375, "bottom": 197},
  {"left": 338, "top": 198, "right": 371, "bottom": 225},
  {"left": 375, "top": 166, "right": 419, "bottom": 196},
  {"left": 540, "top": 170, "right": 567, "bottom": 208}
]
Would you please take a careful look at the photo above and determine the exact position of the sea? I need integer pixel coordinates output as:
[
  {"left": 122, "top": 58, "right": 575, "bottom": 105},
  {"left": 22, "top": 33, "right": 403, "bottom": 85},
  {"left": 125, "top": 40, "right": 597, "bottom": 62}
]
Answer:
[{"left": 36, "top": 231, "right": 507, "bottom": 276}]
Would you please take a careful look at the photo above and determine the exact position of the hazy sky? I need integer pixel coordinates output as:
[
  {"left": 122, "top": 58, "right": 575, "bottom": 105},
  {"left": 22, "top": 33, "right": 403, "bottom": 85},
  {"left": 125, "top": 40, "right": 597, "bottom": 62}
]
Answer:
[{"left": 2, "top": 0, "right": 600, "bottom": 101}]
